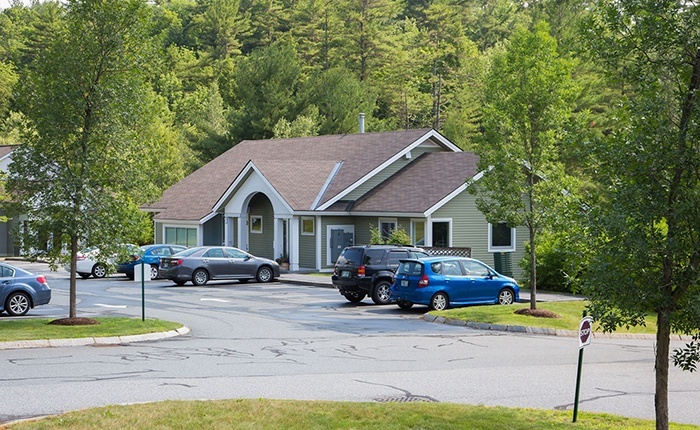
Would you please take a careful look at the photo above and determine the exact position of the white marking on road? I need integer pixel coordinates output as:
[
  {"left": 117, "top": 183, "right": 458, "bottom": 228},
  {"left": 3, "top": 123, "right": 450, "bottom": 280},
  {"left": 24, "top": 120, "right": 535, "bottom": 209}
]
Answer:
[
  {"left": 200, "top": 298, "right": 230, "bottom": 303},
  {"left": 95, "top": 304, "right": 127, "bottom": 308}
]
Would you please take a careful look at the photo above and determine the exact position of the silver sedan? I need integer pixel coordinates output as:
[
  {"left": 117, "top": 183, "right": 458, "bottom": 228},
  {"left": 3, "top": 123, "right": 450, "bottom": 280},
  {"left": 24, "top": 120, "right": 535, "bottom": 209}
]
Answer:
[{"left": 158, "top": 246, "right": 280, "bottom": 286}]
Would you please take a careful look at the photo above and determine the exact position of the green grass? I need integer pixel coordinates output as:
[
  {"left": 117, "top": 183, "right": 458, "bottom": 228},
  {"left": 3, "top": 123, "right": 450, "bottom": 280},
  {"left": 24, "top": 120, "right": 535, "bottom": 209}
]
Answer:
[
  {"left": 0, "top": 318, "right": 183, "bottom": 342},
  {"left": 3, "top": 399, "right": 697, "bottom": 430},
  {"left": 432, "top": 301, "right": 660, "bottom": 334}
]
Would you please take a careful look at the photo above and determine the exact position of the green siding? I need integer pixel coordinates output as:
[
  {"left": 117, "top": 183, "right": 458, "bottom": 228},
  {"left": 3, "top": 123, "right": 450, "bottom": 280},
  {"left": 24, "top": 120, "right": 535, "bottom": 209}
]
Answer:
[
  {"left": 203, "top": 214, "right": 223, "bottom": 246},
  {"left": 345, "top": 146, "right": 444, "bottom": 200},
  {"left": 298, "top": 224, "right": 316, "bottom": 269},
  {"left": 155, "top": 222, "right": 163, "bottom": 244},
  {"left": 432, "top": 191, "right": 526, "bottom": 281},
  {"left": 247, "top": 194, "right": 274, "bottom": 260}
]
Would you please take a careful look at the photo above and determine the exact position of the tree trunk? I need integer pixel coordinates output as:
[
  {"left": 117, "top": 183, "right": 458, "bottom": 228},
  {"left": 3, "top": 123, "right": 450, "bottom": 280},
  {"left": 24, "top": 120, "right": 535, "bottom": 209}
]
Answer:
[
  {"left": 69, "top": 235, "right": 78, "bottom": 319},
  {"left": 655, "top": 309, "right": 671, "bottom": 430},
  {"left": 529, "top": 225, "right": 537, "bottom": 310}
]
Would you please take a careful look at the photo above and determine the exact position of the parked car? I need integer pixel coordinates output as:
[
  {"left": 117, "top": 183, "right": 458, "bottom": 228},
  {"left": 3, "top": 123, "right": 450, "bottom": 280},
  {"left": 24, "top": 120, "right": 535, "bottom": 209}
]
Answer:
[
  {"left": 158, "top": 246, "right": 280, "bottom": 286},
  {"left": 117, "top": 244, "right": 188, "bottom": 280},
  {"left": 331, "top": 244, "right": 430, "bottom": 305},
  {"left": 64, "top": 244, "right": 138, "bottom": 279},
  {"left": 0, "top": 262, "right": 51, "bottom": 316},
  {"left": 390, "top": 256, "right": 520, "bottom": 310}
]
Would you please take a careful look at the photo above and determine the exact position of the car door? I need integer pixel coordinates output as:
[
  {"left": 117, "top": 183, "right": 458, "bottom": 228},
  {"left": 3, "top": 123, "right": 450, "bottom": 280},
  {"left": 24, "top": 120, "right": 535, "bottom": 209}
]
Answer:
[
  {"left": 0, "top": 265, "right": 16, "bottom": 302},
  {"left": 201, "top": 248, "right": 230, "bottom": 278},
  {"left": 460, "top": 260, "right": 493, "bottom": 301},
  {"left": 440, "top": 260, "right": 470, "bottom": 302},
  {"left": 224, "top": 247, "right": 257, "bottom": 277}
]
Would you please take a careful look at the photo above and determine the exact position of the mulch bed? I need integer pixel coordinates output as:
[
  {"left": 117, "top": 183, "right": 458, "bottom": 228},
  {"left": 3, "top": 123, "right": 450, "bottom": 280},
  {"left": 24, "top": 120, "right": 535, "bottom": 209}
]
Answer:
[
  {"left": 49, "top": 317, "right": 100, "bottom": 326},
  {"left": 514, "top": 308, "right": 561, "bottom": 319}
]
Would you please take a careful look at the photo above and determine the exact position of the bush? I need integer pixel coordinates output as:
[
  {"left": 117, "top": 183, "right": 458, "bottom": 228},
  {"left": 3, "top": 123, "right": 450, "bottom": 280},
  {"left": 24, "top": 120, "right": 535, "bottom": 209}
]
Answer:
[{"left": 520, "top": 231, "right": 581, "bottom": 293}]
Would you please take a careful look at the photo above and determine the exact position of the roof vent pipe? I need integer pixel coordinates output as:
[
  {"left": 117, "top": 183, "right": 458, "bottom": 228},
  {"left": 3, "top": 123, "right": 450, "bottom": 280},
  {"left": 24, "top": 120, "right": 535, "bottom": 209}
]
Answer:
[{"left": 359, "top": 113, "right": 365, "bottom": 133}]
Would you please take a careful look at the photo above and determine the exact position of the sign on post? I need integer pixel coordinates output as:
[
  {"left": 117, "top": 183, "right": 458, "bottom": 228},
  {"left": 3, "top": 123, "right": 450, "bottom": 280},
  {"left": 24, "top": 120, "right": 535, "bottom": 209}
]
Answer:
[{"left": 573, "top": 316, "right": 594, "bottom": 422}]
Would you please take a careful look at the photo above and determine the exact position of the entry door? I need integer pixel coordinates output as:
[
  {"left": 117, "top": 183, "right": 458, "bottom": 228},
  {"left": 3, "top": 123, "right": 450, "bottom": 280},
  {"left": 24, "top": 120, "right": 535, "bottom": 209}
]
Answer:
[{"left": 330, "top": 229, "right": 354, "bottom": 263}]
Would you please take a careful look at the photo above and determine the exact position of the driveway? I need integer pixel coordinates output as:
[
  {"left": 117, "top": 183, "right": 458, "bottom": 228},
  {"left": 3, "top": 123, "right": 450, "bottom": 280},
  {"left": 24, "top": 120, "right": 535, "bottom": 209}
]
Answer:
[{"left": 1, "top": 261, "right": 698, "bottom": 426}]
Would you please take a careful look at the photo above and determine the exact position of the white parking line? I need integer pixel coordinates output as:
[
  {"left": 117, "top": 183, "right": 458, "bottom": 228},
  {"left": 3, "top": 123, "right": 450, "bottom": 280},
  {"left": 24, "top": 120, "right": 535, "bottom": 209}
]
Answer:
[
  {"left": 95, "top": 304, "right": 127, "bottom": 308},
  {"left": 200, "top": 298, "right": 229, "bottom": 303}
]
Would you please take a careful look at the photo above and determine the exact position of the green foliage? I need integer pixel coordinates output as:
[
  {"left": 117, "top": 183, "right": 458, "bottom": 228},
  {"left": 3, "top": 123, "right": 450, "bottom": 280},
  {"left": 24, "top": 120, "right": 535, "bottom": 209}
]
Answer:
[{"left": 368, "top": 224, "right": 411, "bottom": 245}]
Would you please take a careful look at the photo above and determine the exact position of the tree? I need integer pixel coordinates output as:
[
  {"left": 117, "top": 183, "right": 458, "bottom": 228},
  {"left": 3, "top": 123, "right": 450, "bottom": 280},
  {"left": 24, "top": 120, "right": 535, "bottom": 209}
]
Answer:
[
  {"left": 581, "top": 1, "right": 700, "bottom": 428},
  {"left": 469, "top": 21, "right": 578, "bottom": 310},
  {"left": 6, "top": 0, "right": 173, "bottom": 320}
]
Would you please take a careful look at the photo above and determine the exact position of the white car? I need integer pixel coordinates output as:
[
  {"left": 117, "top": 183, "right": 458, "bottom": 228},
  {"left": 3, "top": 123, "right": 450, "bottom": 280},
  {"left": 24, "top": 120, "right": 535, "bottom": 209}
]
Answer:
[{"left": 64, "top": 245, "right": 136, "bottom": 279}]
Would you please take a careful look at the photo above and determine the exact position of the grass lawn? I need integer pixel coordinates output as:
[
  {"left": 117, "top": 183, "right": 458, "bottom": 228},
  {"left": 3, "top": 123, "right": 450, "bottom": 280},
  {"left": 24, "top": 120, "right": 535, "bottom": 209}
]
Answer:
[
  {"left": 4, "top": 399, "right": 698, "bottom": 430},
  {"left": 0, "top": 317, "right": 182, "bottom": 342},
  {"left": 432, "top": 300, "right": 660, "bottom": 335}
]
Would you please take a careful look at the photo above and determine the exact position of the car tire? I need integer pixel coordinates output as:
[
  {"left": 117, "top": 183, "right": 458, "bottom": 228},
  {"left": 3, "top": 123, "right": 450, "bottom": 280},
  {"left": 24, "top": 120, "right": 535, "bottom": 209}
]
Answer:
[
  {"left": 397, "top": 300, "right": 414, "bottom": 310},
  {"left": 126, "top": 274, "right": 134, "bottom": 281},
  {"left": 371, "top": 281, "right": 392, "bottom": 305},
  {"left": 256, "top": 266, "right": 273, "bottom": 283},
  {"left": 78, "top": 273, "right": 91, "bottom": 279},
  {"left": 498, "top": 288, "right": 515, "bottom": 305},
  {"left": 343, "top": 292, "right": 365, "bottom": 303},
  {"left": 150, "top": 265, "right": 159, "bottom": 280},
  {"left": 429, "top": 292, "right": 449, "bottom": 311},
  {"left": 174, "top": 280, "right": 186, "bottom": 286},
  {"left": 5, "top": 292, "right": 31, "bottom": 316},
  {"left": 192, "top": 269, "right": 209, "bottom": 286},
  {"left": 92, "top": 263, "right": 107, "bottom": 278}
]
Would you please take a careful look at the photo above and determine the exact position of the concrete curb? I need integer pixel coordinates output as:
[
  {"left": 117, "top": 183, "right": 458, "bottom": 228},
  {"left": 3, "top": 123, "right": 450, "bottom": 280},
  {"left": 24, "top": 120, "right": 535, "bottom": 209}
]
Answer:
[
  {"left": 0, "top": 326, "right": 190, "bottom": 350},
  {"left": 423, "top": 314, "right": 695, "bottom": 341}
]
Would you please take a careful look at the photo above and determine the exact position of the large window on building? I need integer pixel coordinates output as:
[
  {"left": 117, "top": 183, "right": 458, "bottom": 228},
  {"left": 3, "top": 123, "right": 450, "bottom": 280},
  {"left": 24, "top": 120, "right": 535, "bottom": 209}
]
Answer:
[
  {"left": 488, "top": 222, "right": 515, "bottom": 252},
  {"left": 165, "top": 227, "right": 197, "bottom": 247},
  {"left": 411, "top": 220, "right": 425, "bottom": 246},
  {"left": 379, "top": 219, "right": 397, "bottom": 240}
]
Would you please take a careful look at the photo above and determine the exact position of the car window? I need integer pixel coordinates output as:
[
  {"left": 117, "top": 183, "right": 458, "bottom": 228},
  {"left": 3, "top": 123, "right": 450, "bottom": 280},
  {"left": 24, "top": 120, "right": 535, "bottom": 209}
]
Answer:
[
  {"left": 172, "top": 246, "right": 187, "bottom": 254},
  {"left": 430, "top": 262, "right": 443, "bottom": 274},
  {"left": 363, "top": 249, "right": 385, "bottom": 265},
  {"left": 397, "top": 261, "right": 421, "bottom": 276},
  {"left": 387, "top": 250, "right": 408, "bottom": 265},
  {"left": 461, "top": 260, "right": 490, "bottom": 277},
  {"left": 203, "top": 248, "right": 225, "bottom": 258},
  {"left": 174, "top": 247, "right": 200, "bottom": 257},
  {"left": 411, "top": 251, "right": 430, "bottom": 259},
  {"left": 152, "top": 247, "right": 171, "bottom": 256},
  {"left": 336, "top": 248, "right": 363, "bottom": 265},
  {"left": 0, "top": 265, "right": 14, "bottom": 277},
  {"left": 225, "top": 248, "right": 248, "bottom": 258},
  {"left": 443, "top": 260, "right": 463, "bottom": 276}
]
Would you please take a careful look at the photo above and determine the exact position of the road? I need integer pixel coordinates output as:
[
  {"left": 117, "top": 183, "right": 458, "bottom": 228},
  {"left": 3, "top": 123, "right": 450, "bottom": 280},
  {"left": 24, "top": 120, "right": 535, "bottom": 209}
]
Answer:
[{"left": 1, "top": 261, "right": 699, "bottom": 426}]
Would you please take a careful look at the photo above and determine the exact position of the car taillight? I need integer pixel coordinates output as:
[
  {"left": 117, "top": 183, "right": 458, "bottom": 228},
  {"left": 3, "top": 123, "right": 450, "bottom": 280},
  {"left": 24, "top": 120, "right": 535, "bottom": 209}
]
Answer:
[
  {"left": 77, "top": 254, "right": 86, "bottom": 261},
  {"left": 358, "top": 265, "right": 365, "bottom": 276},
  {"left": 37, "top": 275, "right": 48, "bottom": 285},
  {"left": 172, "top": 259, "right": 183, "bottom": 267},
  {"left": 333, "top": 265, "right": 338, "bottom": 276},
  {"left": 418, "top": 275, "right": 429, "bottom": 287},
  {"left": 131, "top": 255, "right": 140, "bottom": 261}
]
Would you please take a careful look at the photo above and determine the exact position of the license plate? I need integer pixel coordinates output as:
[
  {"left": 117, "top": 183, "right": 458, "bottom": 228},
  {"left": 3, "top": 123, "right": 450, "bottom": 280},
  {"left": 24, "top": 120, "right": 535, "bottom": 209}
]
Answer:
[
  {"left": 401, "top": 280, "right": 408, "bottom": 287},
  {"left": 341, "top": 270, "right": 350, "bottom": 277}
]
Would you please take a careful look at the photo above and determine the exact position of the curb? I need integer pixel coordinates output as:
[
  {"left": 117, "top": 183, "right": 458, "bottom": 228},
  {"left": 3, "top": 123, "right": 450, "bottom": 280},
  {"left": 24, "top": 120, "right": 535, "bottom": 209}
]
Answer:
[
  {"left": 422, "top": 314, "right": 695, "bottom": 341},
  {"left": 0, "top": 326, "right": 190, "bottom": 350}
]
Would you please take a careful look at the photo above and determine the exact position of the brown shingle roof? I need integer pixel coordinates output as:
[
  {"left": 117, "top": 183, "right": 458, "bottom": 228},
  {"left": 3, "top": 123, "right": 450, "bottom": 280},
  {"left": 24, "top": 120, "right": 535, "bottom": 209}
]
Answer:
[
  {"left": 148, "top": 129, "right": 435, "bottom": 220},
  {"left": 350, "top": 152, "right": 480, "bottom": 213}
]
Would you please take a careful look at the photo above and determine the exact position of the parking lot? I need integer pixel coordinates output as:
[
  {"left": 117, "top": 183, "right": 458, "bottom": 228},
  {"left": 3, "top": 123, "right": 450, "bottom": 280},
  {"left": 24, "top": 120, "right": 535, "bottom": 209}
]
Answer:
[{"left": 1, "top": 260, "right": 699, "bottom": 426}]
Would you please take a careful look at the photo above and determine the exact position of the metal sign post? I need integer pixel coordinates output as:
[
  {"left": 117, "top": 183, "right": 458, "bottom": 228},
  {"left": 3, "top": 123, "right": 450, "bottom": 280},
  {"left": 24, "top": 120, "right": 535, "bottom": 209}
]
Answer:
[
  {"left": 573, "top": 316, "right": 594, "bottom": 422},
  {"left": 141, "top": 262, "right": 145, "bottom": 322}
]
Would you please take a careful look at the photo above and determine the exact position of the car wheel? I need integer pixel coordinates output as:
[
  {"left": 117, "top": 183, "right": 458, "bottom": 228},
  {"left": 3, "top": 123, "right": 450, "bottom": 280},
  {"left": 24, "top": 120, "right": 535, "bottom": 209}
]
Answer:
[
  {"left": 371, "top": 281, "right": 392, "bottom": 305},
  {"left": 5, "top": 292, "right": 31, "bottom": 316},
  {"left": 430, "top": 292, "right": 449, "bottom": 311},
  {"left": 78, "top": 273, "right": 91, "bottom": 279},
  {"left": 343, "top": 292, "right": 365, "bottom": 303},
  {"left": 150, "top": 265, "right": 159, "bottom": 280},
  {"left": 256, "top": 266, "right": 273, "bottom": 283},
  {"left": 397, "top": 300, "right": 414, "bottom": 310},
  {"left": 92, "top": 263, "right": 107, "bottom": 278},
  {"left": 174, "top": 280, "right": 186, "bottom": 286},
  {"left": 498, "top": 288, "right": 515, "bottom": 305},
  {"left": 192, "top": 269, "right": 209, "bottom": 286}
]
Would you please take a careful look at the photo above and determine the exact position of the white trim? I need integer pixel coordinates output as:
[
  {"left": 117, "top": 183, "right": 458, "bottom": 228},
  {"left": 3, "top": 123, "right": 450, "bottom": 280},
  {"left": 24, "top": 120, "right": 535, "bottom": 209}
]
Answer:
[
  {"left": 249, "top": 215, "right": 263, "bottom": 234},
  {"left": 379, "top": 218, "right": 397, "bottom": 239},
  {"left": 212, "top": 161, "right": 293, "bottom": 214},
  {"left": 317, "top": 130, "right": 460, "bottom": 211},
  {"left": 326, "top": 225, "right": 354, "bottom": 266},
  {"left": 315, "top": 217, "right": 322, "bottom": 270},
  {"left": 301, "top": 216, "right": 315, "bottom": 235},
  {"left": 410, "top": 219, "right": 426, "bottom": 246},
  {"left": 311, "top": 162, "right": 343, "bottom": 210},
  {"left": 425, "top": 184, "right": 466, "bottom": 216},
  {"left": 488, "top": 223, "right": 516, "bottom": 252},
  {"left": 430, "top": 218, "right": 452, "bottom": 247},
  {"left": 200, "top": 211, "right": 219, "bottom": 224}
]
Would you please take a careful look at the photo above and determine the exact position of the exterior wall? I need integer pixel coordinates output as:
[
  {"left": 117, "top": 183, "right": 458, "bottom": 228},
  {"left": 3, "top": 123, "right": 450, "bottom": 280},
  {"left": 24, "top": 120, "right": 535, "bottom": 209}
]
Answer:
[
  {"left": 247, "top": 193, "right": 274, "bottom": 260},
  {"left": 0, "top": 213, "right": 9, "bottom": 256},
  {"left": 155, "top": 222, "right": 163, "bottom": 244},
  {"left": 353, "top": 217, "right": 372, "bottom": 245},
  {"left": 344, "top": 146, "right": 444, "bottom": 201},
  {"left": 298, "top": 224, "right": 316, "bottom": 269},
  {"left": 321, "top": 216, "right": 355, "bottom": 269},
  {"left": 431, "top": 191, "right": 526, "bottom": 281},
  {"left": 203, "top": 214, "right": 223, "bottom": 246}
]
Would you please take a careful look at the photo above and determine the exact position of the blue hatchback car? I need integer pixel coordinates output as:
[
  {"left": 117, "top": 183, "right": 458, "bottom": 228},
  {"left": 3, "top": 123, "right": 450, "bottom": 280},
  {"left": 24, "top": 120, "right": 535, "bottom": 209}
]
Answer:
[
  {"left": 390, "top": 256, "right": 520, "bottom": 310},
  {"left": 117, "top": 244, "right": 188, "bottom": 280}
]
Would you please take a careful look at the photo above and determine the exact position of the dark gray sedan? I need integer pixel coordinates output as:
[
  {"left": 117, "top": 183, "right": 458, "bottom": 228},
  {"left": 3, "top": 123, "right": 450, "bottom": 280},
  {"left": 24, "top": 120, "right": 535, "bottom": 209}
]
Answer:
[
  {"left": 0, "top": 262, "right": 51, "bottom": 316},
  {"left": 158, "top": 246, "right": 280, "bottom": 286}
]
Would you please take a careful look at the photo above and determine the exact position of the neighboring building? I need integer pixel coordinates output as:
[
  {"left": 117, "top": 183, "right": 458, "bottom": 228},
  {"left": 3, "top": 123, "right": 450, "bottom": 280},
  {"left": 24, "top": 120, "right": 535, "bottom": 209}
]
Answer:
[
  {"left": 143, "top": 128, "right": 527, "bottom": 279},
  {"left": 0, "top": 145, "right": 19, "bottom": 256}
]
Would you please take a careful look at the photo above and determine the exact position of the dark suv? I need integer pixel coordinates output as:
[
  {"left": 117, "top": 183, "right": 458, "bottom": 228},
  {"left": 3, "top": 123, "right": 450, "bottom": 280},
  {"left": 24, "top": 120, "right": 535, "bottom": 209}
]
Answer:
[{"left": 332, "top": 245, "right": 430, "bottom": 305}]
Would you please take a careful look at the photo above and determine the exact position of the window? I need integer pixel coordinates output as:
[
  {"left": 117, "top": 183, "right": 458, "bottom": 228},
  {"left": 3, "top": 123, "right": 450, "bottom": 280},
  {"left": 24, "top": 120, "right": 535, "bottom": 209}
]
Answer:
[
  {"left": 0, "top": 265, "right": 15, "bottom": 278},
  {"left": 488, "top": 223, "right": 516, "bottom": 252},
  {"left": 250, "top": 215, "right": 262, "bottom": 233},
  {"left": 225, "top": 247, "right": 248, "bottom": 259},
  {"left": 432, "top": 220, "right": 451, "bottom": 247},
  {"left": 411, "top": 220, "right": 425, "bottom": 245},
  {"left": 302, "top": 217, "right": 315, "bottom": 235},
  {"left": 442, "top": 260, "right": 463, "bottom": 276},
  {"left": 203, "top": 248, "right": 225, "bottom": 258},
  {"left": 379, "top": 219, "right": 397, "bottom": 240},
  {"left": 461, "top": 260, "right": 490, "bottom": 277},
  {"left": 387, "top": 250, "right": 408, "bottom": 265},
  {"left": 165, "top": 227, "right": 197, "bottom": 247}
]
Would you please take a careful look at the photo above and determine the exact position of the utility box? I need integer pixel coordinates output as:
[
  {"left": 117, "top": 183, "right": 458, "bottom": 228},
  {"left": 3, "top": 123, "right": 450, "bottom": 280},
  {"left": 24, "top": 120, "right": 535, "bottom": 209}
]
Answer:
[{"left": 133, "top": 262, "right": 151, "bottom": 282}]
